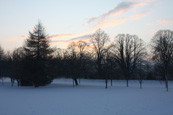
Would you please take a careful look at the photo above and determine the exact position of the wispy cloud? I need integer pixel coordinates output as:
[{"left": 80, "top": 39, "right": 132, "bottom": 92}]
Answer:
[
  {"left": 131, "top": 11, "right": 149, "bottom": 20},
  {"left": 3, "top": 35, "right": 27, "bottom": 42},
  {"left": 149, "top": 29, "right": 158, "bottom": 34},
  {"left": 48, "top": 29, "right": 93, "bottom": 40},
  {"left": 88, "top": 1, "right": 146, "bottom": 24},
  {"left": 157, "top": 19, "right": 173, "bottom": 25},
  {"left": 48, "top": 34, "right": 73, "bottom": 39},
  {"left": 4, "top": 37, "right": 17, "bottom": 42},
  {"left": 147, "top": 23, "right": 153, "bottom": 26},
  {"left": 51, "top": 34, "right": 91, "bottom": 45},
  {"left": 93, "top": 10, "right": 148, "bottom": 29},
  {"left": 94, "top": 18, "right": 127, "bottom": 29},
  {"left": 137, "top": 0, "right": 157, "bottom": 2},
  {"left": 86, "top": 1, "right": 152, "bottom": 30},
  {"left": 70, "top": 34, "right": 91, "bottom": 41}
]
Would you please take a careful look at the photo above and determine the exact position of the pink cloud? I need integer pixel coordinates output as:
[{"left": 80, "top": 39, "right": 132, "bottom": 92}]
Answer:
[
  {"left": 94, "top": 18, "right": 127, "bottom": 29},
  {"left": 50, "top": 34, "right": 91, "bottom": 45},
  {"left": 4, "top": 37, "right": 17, "bottom": 42},
  {"left": 3, "top": 35, "right": 27, "bottom": 42},
  {"left": 88, "top": 1, "right": 147, "bottom": 24},
  {"left": 48, "top": 29, "right": 94, "bottom": 42},
  {"left": 147, "top": 23, "right": 153, "bottom": 26},
  {"left": 157, "top": 19, "right": 173, "bottom": 25},
  {"left": 149, "top": 29, "right": 158, "bottom": 34},
  {"left": 131, "top": 11, "right": 148, "bottom": 20},
  {"left": 70, "top": 35, "right": 91, "bottom": 41},
  {"left": 48, "top": 34, "right": 73, "bottom": 39},
  {"left": 137, "top": 0, "right": 157, "bottom": 2}
]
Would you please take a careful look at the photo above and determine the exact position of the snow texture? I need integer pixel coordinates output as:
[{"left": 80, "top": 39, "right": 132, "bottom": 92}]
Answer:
[{"left": 0, "top": 78, "right": 173, "bottom": 115}]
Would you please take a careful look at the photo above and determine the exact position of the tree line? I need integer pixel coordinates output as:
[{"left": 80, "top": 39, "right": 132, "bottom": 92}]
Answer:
[{"left": 0, "top": 22, "right": 173, "bottom": 91}]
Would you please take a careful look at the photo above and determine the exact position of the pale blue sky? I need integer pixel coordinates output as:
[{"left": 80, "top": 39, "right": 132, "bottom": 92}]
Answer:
[{"left": 0, "top": 0, "right": 173, "bottom": 51}]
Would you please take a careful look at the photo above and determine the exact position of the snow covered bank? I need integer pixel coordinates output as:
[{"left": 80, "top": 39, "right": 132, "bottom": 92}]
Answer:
[{"left": 0, "top": 78, "right": 173, "bottom": 115}]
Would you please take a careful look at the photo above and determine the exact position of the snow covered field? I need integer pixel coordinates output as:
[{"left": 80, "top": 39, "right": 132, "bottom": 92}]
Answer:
[{"left": 0, "top": 78, "right": 173, "bottom": 115}]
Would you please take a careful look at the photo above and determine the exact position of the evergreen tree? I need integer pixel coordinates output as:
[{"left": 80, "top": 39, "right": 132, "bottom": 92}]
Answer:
[
  {"left": 22, "top": 22, "right": 53, "bottom": 87},
  {"left": 25, "top": 22, "right": 52, "bottom": 60}
]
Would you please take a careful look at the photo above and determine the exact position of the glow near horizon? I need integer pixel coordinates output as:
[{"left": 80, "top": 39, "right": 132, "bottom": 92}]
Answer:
[{"left": 0, "top": 0, "right": 173, "bottom": 51}]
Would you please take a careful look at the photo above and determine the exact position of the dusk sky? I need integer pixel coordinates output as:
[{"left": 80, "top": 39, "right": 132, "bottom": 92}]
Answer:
[{"left": 0, "top": 0, "right": 173, "bottom": 51}]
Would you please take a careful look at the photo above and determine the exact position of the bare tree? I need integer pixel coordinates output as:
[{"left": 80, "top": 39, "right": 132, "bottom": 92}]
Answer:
[
  {"left": 137, "top": 59, "right": 146, "bottom": 89},
  {"left": 151, "top": 30, "right": 173, "bottom": 91},
  {"left": 11, "top": 47, "right": 25, "bottom": 86},
  {"left": 66, "top": 42, "right": 78, "bottom": 86},
  {"left": 49, "top": 48, "right": 64, "bottom": 78},
  {"left": 112, "top": 34, "right": 146, "bottom": 87},
  {"left": 102, "top": 51, "right": 113, "bottom": 88},
  {"left": 68, "top": 41, "right": 88, "bottom": 85},
  {"left": 65, "top": 41, "right": 88, "bottom": 86},
  {"left": 90, "top": 29, "right": 111, "bottom": 88},
  {"left": 0, "top": 45, "right": 5, "bottom": 85},
  {"left": 91, "top": 29, "right": 110, "bottom": 79},
  {"left": 76, "top": 40, "right": 88, "bottom": 84}
]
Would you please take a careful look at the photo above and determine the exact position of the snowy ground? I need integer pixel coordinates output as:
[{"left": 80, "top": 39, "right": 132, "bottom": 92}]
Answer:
[{"left": 0, "top": 78, "right": 173, "bottom": 115}]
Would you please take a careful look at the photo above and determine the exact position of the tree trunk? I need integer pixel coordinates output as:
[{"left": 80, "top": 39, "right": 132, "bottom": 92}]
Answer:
[
  {"left": 165, "top": 68, "right": 168, "bottom": 91},
  {"left": 73, "top": 79, "right": 74, "bottom": 88},
  {"left": 34, "top": 84, "right": 39, "bottom": 88},
  {"left": 140, "top": 80, "right": 142, "bottom": 89},
  {"left": 2, "top": 78, "right": 4, "bottom": 86},
  {"left": 74, "top": 78, "right": 78, "bottom": 86},
  {"left": 79, "top": 78, "right": 80, "bottom": 84},
  {"left": 17, "top": 79, "right": 20, "bottom": 86},
  {"left": 105, "top": 79, "right": 108, "bottom": 88},
  {"left": 166, "top": 77, "right": 168, "bottom": 91},
  {"left": 111, "top": 79, "right": 112, "bottom": 86},
  {"left": 11, "top": 78, "right": 14, "bottom": 87},
  {"left": 125, "top": 74, "right": 129, "bottom": 87},
  {"left": 126, "top": 79, "right": 128, "bottom": 87}
]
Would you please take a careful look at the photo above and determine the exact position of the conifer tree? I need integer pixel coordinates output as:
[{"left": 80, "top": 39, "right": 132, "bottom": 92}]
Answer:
[{"left": 23, "top": 22, "right": 53, "bottom": 87}]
